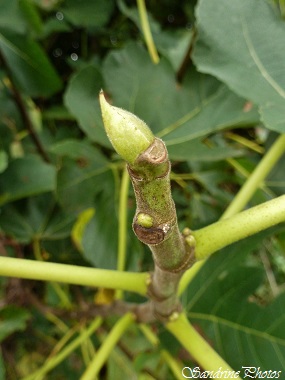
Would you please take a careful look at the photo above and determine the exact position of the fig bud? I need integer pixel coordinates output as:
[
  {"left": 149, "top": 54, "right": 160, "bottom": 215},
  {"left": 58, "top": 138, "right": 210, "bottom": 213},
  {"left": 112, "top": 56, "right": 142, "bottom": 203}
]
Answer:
[{"left": 99, "top": 91, "right": 155, "bottom": 164}]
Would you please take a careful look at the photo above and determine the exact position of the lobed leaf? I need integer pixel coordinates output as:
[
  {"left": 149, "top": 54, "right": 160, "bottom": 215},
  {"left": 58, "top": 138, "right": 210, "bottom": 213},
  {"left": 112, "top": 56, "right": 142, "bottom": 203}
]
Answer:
[
  {"left": 77, "top": 170, "right": 143, "bottom": 270},
  {"left": 0, "top": 194, "right": 75, "bottom": 243},
  {"left": 60, "top": 0, "right": 115, "bottom": 28},
  {"left": 0, "top": 155, "right": 56, "bottom": 205},
  {"left": 0, "top": 0, "right": 27, "bottom": 34},
  {"left": 184, "top": 235, "right": 285, "bottom": 372},
  {"left": 0, "top": 29, "right": 62, "bottom": 97},
  {"left": 64, "top": 65, "right": 110, "bottom": 147},
  {"left": 102, "top": 43, "right": 259, "bottom": 155},
  {"left": 193, "top": 0, "right": 285, "bottom": 133},
  {"left": 52, "top": 139, "right": 109, "bottom": 212}
]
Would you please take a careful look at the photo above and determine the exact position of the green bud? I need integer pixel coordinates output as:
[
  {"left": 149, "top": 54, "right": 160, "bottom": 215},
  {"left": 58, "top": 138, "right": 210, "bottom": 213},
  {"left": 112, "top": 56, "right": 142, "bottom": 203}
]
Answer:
[
  {"left": 99, "top": 91, "right": 155, "bottom": 164},
  {"left": 185, "top": 235, "right": 196, "bottom": 249},
  {"left": 137, "top": 213, "right": 154, "bottom": 228},
  {"left": 169, "top": 311, "right": 179, "bottom": 322},
  {"left": 182, "top": 227, "right": 192, "bottom": 236}
]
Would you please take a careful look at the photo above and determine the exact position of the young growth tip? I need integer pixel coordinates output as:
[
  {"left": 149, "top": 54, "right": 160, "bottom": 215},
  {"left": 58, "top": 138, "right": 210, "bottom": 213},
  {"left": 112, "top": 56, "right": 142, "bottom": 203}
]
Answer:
[{"left": 99, "top": 91, "right": 155, "bottom": 164}]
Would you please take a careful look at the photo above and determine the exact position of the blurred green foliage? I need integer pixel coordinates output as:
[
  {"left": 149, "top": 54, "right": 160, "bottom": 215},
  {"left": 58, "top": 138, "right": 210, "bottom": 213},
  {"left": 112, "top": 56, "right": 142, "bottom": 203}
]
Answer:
[{"left": 0, "top": 0, "right": 285, "bottom": 378}]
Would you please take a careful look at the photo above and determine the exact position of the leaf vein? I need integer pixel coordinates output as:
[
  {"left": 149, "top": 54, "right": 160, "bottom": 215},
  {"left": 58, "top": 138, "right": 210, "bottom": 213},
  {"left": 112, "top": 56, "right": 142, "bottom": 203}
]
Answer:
[
  {"left": 241, "top": 18, "right": 285, "bottom": 100},
  {"left": 189, "top": 312, "right": 285, "bottom": 346}
]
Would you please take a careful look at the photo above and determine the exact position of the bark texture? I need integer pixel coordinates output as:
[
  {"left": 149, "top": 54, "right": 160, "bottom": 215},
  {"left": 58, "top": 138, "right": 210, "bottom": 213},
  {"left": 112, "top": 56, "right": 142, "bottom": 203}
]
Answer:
[
  {"left": 99, "top": 92, "right": 196, "bottom": 322},
  {"left": 129, "top": 138, "right": 195, "bottom": 321}
]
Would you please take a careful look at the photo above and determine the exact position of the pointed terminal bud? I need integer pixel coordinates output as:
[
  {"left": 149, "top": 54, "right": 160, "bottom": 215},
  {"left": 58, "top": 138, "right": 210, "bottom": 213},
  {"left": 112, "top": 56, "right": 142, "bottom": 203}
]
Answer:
[{"left": 99, "top": 91, "right": 155, "bottom": 164}]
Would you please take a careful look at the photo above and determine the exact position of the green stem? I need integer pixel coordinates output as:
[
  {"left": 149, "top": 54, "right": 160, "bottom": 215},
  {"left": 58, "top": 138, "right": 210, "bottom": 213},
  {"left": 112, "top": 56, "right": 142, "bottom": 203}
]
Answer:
[
  {"left": 160, "top": 350, "right": 182, "bottom": 380},
  {"left": 136, "top": 0, "right": 159, "bottom": 64},
  {"left": 221, "top": 133, "right": 285, "bottom": 219},
  {"left": 117, "top": 167, "right": 129, "bottom": 272},
  {"left": 99, "top": 94, "right": 194, "bottom": 321},
  {"left": 179, "top": 134, "right": 285, "bottom": 294},
  {"left": 33, "top": 238, "right": 42, "bottom": 261},
  {"left": 128, "top": 138, "right": 195, "bottom": 320},
  {"left": 0, "top": 257, "right": 149, "bottom": 295},
  {"left": 139, "top": 324, "right": 182, "bottom": 379},
  {"left": 80, "top": 313, "right": 135, "bottom": 380},
  {"left": 178, "top": 193, "right": 285, "bottom": 295},
  {"left": 178, "top": 261, "right": 205, "bottom": 296},
  {"left": 116, "top": 167, "right": 130, "bottom": 299},
  {"left": 33, "top": 239, "right": 72, "bottom": 308},
  {"left": 22, "top": 318, "right": 102, "bottom": 380},
  {"left": 139, "top": 324, "right": 159, "bottom": 346},
  {"left": 193, "top": 194, "right": 285, "bottom": 260},
  {"left": 166, "top": 313, "right": 242, "bottom": 379}
]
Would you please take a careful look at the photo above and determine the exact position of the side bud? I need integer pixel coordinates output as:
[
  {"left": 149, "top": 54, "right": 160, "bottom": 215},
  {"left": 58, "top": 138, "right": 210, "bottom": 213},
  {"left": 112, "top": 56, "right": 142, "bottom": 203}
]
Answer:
[{"left": 99, "top": 91, "right": 155, "bottom": 164}]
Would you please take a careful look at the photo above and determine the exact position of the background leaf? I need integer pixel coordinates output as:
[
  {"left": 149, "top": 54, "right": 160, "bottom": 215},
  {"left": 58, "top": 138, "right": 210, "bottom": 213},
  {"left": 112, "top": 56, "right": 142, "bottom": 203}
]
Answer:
[
  {"left": 103, "top": 43, "right": 259, "bottom": 153},
  {"left": 0, "top": 151, "right": 8, "bottom": 173},
  {"left": 118, "top": 0, "right": 192, "bottom": 72},
  {"left": 79, "top": 170, "right": 142, "bottom": 271},
  {"left": 167, "top": 137, "right": 245, "bottom": 161},
  {"left": 0, "top": 0, "right": 284, "bottom": 377},
  {"left": 183, "top": 234, "right": 285, "bottom": 372},
  {"left": 0, "top": 0, "right": 27, "bottom": 34},
  {"left": 0, "top": 194, "right": 75, "bottom": 244},
  {"left": 0, "top": 306, "right": 30, "bottom": 343},
  {"left": 64, "top": 66, "right": 110, "bottom": 147},
  {"left": 52, "top": 139, "right": 109, "bottom": 212},
  {"left": 0, "top": 29, "right": 62, "bottom": 97},
  {"left": 19, "top": 0, "right": 44, "bottom": 35},
  {"left": 60, "top": 0, "right": 115, "bottom": 28},
  {"left": 193, "top": 0, "right": 285, "bottom": 133},
  {"left": 0, "top": 155, "right": 56, "bottom": 205}
]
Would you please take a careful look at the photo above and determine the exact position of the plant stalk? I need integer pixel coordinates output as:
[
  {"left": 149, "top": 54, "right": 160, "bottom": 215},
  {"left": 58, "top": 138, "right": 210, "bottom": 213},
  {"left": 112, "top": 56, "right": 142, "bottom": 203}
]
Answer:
[
  {"left": 221, "top": 133, "right": 285, "bottom": 219},
  {"left": 33, "top": 238, "right": 72, "bottom": 308},
  {"left": 139, "top": 324, "right": 182, "bottom": 379},
  {"left": 180, "top": 134, "right": 285, "bottom": 293},
  {"left": 166, "top": 313, "right": 242, "bottom": 379},
  {"left": 99, "top": 94, "right": 195, "bottom": 321},
  {"left": 117, "top": 167, "right": 129, "bottom": 272},
  {"left": 178, "top": 261, "right": 204, "bottom": 296},
  {"left": 80, "top": 312, "right": 135, "bottom": 380},
  {"left": 22, "top": 317, "right": 102, "bottom": 380},
  {"left": 116, "top": 167, "right": 130, "bottom": 299},
  {"left": 0, "top": 256, "right": 149, "bottom": 295},
  {"left": 136, "top": 0, "right": 159, "bottom": 64},
  {"left": 193, "top": 194, "right": 285, "bottom": 260},
  {"left": 128, "top": 138, "right": 195, "bottom": 321}
]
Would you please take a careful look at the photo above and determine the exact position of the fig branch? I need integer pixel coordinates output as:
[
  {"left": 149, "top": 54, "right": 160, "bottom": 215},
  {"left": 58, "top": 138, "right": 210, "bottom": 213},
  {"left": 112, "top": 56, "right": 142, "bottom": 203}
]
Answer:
[
  {"left": 99, "top": 93, "right": 242, "bottom": 373},
  {"left": 100, "top": 91, "right": 195, "bottom": 321}
]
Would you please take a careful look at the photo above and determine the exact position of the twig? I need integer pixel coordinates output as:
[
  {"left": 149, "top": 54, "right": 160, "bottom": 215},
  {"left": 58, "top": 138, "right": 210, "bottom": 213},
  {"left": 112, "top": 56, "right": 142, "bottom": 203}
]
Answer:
[
  {"left": 99, "top": 93, "right": 196, "bottom": 322},
  {"left": 193, "top": 194, "right": 285, "bottom": 260},
  {"left": 60, "top": 300, "right": 156, "bottom": 324},
  {"left": 221, "top": 133, "right": 285, "bottom": 219},
  {"left": 136, "top": 0, "right": 159, "bottom": 64}
]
